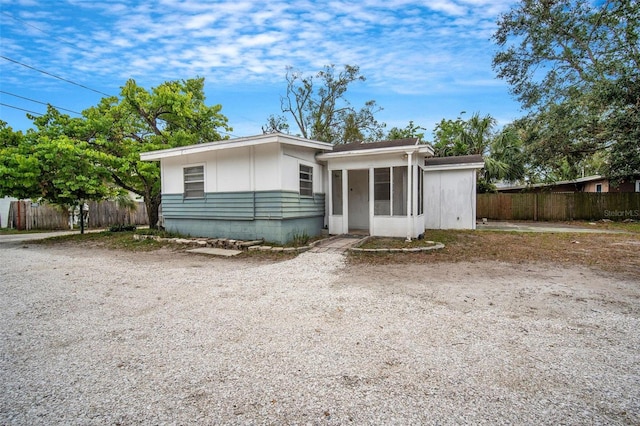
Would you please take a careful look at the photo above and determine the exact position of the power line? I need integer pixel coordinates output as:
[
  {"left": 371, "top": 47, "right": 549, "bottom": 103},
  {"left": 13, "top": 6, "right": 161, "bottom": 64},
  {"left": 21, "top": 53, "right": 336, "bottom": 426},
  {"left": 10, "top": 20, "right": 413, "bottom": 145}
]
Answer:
[
  {"left": 1, "top": 11, "right": 82, "bottom": 53},
  {"left": 0, "top": 102, "right": 43, "bottom": 116},
  {"left": 1, "top": 55, "right": 113, "bottom": 97},
  {"left": 0, "top": 90, "right": 82, "bottom": 115}
]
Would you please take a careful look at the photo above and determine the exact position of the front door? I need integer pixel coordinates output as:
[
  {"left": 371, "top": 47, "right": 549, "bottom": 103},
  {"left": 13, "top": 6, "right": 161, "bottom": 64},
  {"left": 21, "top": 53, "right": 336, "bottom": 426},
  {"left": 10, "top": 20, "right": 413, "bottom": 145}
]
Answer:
[{"left": 348, "top": 169, "right": 369, "bottom": 233}]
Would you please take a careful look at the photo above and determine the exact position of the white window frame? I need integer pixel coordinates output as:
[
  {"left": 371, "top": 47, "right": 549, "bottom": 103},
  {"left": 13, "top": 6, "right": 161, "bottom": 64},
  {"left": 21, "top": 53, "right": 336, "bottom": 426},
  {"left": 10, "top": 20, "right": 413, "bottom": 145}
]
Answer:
[
  {"left": 595, "top": 183, "right": 602, "bottom": 193},
  {"left": 299, "top": 164, "right": 313, "bottom": 197},
  {"left": 374, "top": 167, "right": 391, "bottom": 216},
  {"left": 184, "top": 165, "right": 205, "bottom": 199},
  {"left": 636, "top": 180, "right": 640, "bottom": 192}
]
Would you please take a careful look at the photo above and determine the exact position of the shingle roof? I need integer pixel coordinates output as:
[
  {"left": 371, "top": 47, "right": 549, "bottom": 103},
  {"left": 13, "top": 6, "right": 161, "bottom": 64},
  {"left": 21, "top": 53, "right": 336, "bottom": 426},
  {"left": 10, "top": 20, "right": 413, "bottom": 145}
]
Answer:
[
  {"left": 424, "top": 154, "right": 484, "bottom": 166},
  {"left": 332, "top": 138, "right": 421, "bottom": 152}
]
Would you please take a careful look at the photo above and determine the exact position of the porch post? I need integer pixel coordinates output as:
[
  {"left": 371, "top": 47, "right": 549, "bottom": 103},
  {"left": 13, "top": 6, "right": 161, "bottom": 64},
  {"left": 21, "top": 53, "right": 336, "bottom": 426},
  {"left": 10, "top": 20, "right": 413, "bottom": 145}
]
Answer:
[{"left": 406, "top": 151, "right": 413, "bottom": 241}]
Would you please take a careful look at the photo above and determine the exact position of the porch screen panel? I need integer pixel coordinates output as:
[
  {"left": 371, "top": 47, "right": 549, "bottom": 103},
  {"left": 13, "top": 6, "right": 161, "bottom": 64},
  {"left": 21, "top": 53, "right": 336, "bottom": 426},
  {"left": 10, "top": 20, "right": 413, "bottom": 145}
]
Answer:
[
  {"left": 392, "top": 166, "right": 407, "bottom": 216},
  {"left": 374, "top": 168, "right": 390, "bottom": 215},
  {"left": 184, "top": 166, "right": 205, "bottom": 199},
  {"left": 417, "top": 166, "right": 424, "bottom": 215},
  {"left": 331, "top": 170, "right": 343, "bottom": 215}
]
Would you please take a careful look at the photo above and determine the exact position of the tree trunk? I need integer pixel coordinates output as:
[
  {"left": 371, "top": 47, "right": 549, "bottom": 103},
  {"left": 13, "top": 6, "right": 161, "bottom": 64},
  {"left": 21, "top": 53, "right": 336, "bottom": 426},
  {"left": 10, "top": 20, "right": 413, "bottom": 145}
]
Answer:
[{"left": 145, "top": 193, "right": 162, "bottom": 229}]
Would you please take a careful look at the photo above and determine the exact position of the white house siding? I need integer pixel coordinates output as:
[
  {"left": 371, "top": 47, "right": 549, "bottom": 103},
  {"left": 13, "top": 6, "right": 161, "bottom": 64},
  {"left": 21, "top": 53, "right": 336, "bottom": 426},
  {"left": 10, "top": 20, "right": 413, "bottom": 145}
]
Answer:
[
  {"left": 216, "top": 147, "right": 252, "bottom": 192},
  {"left": 424, "top": 169, "right": 477, "bottom": 230},
  {"left": 160, "top": 144, "right": 283, "bottom": 195},
  {"left": 281, "top": 145, "right": 325, "bottom": 194},
  {"left": 254, "top": 144, "right": 280, "bottom": 191}
]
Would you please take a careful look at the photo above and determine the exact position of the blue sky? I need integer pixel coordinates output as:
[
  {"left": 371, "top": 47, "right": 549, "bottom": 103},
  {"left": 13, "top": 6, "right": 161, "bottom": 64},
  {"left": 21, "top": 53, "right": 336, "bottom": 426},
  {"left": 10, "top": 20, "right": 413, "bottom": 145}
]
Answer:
[{"left": 1, "top": 0, "right": 523, "bottom": 141}]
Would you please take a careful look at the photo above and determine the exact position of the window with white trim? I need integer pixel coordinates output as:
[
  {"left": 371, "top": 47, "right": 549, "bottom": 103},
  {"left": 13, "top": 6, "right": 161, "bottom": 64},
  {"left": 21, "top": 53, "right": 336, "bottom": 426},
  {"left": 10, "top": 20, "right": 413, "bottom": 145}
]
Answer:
[
  {"left": 417, "top": 166, "right": 424, "bottom": 215},
  {"left": 636, "top": 180, "right": 640, "bottom": 192},
  {"left": 595, "top": 183, "right": 602, "bottom": 193},
  {"left": 331, "top": 170, "right": 343, "bottom": 215},
  {"left": 300, "top": 164, "right": 313, "bottom": 196},
  {"left": 374, "top": 167, "right": 391, "bottom": 215},
  {"left": 184, "top": 165, "right": 204, "bottom": 199}
]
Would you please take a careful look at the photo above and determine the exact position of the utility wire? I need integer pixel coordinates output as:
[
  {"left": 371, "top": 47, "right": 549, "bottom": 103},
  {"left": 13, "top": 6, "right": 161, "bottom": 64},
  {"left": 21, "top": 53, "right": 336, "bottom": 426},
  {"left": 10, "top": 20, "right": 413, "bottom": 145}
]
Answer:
[
  {"left": 1, "top": 55, "right": 113, "bottom": 97},
  {"left": 0, "top": 90, "right": 82, "bottom": 115},
  {"left": 0, "top": 102, "right": 43, "bottom": 116},
  {"left": 1, "top": 11, "right": 83, "bottom": 53}
]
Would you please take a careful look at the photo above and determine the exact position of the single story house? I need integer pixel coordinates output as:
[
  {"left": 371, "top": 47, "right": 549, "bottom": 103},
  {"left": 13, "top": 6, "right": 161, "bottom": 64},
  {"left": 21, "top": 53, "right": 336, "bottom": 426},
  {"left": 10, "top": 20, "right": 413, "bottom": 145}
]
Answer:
[
  {"left": 140, "top": 134, "right": 484, "bottom": 243},
  {"left": 497, "top": 175, "right": 640, "bottom": 193}
]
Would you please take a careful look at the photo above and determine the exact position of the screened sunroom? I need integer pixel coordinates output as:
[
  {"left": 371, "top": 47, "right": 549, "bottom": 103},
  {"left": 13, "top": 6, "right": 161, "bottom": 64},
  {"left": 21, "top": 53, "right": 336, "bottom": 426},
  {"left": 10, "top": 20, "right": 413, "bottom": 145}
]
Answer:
[{"left": 316, "top": 138, "right": 435, "bottom": 241}]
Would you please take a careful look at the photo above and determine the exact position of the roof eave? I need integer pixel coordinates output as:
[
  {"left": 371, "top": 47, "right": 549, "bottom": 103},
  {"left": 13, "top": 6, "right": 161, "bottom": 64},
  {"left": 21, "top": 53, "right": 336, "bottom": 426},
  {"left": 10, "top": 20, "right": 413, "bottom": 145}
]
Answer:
[
  {"left": 140, "top": 134, "right": 333, "bottom": 161},
  {"left": 423, "top": 162, "right": 485, "bottom": 172},
  {"left": 316, "top": 144, "right": 434, "bottom": 160}
]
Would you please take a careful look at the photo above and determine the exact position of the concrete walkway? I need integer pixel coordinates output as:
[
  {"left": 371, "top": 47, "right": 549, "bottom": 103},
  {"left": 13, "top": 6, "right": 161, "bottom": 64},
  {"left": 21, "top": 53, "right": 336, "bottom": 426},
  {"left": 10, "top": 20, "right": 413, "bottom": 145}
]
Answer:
[
  {"left": 309, "top": 235, "right": 368, "bottom": 253},
  {"left": 0, "top": 229, "right": 105, "bottom": 244}
]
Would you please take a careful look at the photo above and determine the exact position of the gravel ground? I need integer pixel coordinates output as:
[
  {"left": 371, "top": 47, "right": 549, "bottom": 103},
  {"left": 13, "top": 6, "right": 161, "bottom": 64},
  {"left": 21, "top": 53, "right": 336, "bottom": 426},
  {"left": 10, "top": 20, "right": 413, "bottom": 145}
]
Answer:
[{"left": 1, "top": 243, "right": 639, "bottom": 425}]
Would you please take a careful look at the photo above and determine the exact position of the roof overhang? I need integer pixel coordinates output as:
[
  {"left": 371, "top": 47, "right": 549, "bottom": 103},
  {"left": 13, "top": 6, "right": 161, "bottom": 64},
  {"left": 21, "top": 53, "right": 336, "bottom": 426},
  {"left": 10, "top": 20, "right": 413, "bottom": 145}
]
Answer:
[
  {"left": 316, "top": 144, "right": 434, "bottom": 160},
  {"left": 423, "top": 154, "right": 484, "bottom": 171},
  {"left": 140, "top": 133, "right": 334, "bottom": 161}
]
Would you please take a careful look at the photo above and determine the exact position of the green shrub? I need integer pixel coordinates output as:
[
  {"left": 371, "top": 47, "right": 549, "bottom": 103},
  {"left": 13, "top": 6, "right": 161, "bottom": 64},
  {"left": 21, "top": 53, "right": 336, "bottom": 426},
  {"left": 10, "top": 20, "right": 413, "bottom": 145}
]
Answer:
[{"left": 109, "top": 224, "right": 137, "bottom": 232}]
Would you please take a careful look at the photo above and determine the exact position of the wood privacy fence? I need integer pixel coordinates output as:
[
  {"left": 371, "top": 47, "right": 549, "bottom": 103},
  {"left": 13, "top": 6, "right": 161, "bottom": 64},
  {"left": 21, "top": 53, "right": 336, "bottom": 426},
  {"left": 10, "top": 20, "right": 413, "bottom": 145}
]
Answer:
[
  {"left": 8, "top": 200, "right": 149, "bottom": 231},
  {"left": 477, "top": 193, "right": 640, "bottom": 221}
]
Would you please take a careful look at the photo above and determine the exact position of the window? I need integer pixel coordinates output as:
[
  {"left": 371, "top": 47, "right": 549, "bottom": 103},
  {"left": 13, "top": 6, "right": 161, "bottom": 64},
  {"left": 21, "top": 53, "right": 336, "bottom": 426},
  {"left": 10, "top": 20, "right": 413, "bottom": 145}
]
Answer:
[
  {"left": 595, "top": 183, "right": 602, "bottom": 193},
  {"left": 374, "top": 168, "right": 390, "bottom": 215},
  {"left": 184, "top": 166, "right": 204, "bottom": 199},
  {"left": 636, "top": 180, "right": 640, "bottom": 193},
  {"left": 331, "top": 170, "right": 343, "bottom": 215},
  {"left": 392, "top": 166, "right": 407, "bottom": 216},
  {"left": 300, "top": 164, "right": 313, "bottom": 196}
]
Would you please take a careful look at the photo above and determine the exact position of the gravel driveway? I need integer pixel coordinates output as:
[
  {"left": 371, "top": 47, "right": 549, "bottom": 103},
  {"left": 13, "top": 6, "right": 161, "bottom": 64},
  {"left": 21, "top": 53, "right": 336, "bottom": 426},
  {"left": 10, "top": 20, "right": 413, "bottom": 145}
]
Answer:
[{"left": 1, "top": 242, "right": 639, "bottom": 425}]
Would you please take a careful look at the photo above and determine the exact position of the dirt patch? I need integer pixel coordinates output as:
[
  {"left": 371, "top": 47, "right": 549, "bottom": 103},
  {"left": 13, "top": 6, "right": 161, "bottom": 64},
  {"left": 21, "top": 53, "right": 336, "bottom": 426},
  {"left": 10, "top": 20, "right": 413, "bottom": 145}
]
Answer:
[{"left": 350, "top": 230, "right": 640, "bottom": 277}]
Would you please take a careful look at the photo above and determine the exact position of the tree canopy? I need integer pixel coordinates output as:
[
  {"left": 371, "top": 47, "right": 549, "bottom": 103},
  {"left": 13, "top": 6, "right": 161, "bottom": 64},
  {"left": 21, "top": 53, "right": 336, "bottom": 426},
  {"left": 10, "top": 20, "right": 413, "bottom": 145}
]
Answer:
[
  {"left": 1, "top": 78, "right": 230, "bottom": 230},
  {"left": 493, "top": 0, "right": 640, "bottom": 183},
  {"left": 0, "top": 115, "right": 118, "bottom": 232},
  {"left": 84, "top": 77, "right": 231, "bottom": 228},
  {"left": 432, "top": 112, "right": 526, "bottom": 192},
  {"left": 386, "top": 121, "right": 426, "bottom": 141},
  {"left": 268, "top": 64, "right": 386, "bottom": 144}
]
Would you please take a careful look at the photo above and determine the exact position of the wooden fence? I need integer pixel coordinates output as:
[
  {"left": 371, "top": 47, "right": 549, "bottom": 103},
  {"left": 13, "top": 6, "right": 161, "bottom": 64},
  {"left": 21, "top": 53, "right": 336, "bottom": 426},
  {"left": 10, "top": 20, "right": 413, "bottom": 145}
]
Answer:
[
  {"left": 8, "top": 200, "right": 149, "bottom": 231},
  {"left": 477, "top": 193, "right": 640, "bottom": 221}
]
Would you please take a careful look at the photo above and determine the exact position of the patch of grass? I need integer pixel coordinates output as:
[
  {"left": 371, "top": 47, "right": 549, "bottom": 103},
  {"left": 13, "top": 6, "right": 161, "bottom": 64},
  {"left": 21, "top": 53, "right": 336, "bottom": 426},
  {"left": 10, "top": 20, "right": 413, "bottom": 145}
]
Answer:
[
  {"left": 109, "top": 224, "right": 137, "bottom": 232},
  {"left": 262, "top": 233, "right": 326, "bottom": 248},
  {"left": 36, "top": 230, "right": 172, "bottom": 251},
  {"left": 348, "top": 229, "right": 640, "bottom": 276},
  {"left": 358, "top": 236, "right": 444, "bottom": 249},
  {"left": 0, "top": 228, "right": 60, "bottom": 234},
  {"left": 134, "top": 228, "right": 184, "bottom": 238}
]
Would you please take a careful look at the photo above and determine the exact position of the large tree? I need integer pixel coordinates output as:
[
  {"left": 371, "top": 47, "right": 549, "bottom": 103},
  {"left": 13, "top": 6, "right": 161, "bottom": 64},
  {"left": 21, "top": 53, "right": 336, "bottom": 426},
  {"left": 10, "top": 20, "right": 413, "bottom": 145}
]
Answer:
[
  {"left": 268, "top": 64, "right": 386, "bottom": 144},
  {"left": 0, "top": 115, "right": 118, "bottom": 232},
  {"left": 432, "top": 112, "right": 526, "bottom": 191},
  {"left": 386, "top": 121, "right": 426, "bottom": 141},
  {"left": 84, "top": 78, "right": 231, "bottom": 228},
  {"left": 493, "top": 0, "right": 640, "bottom": 183}
]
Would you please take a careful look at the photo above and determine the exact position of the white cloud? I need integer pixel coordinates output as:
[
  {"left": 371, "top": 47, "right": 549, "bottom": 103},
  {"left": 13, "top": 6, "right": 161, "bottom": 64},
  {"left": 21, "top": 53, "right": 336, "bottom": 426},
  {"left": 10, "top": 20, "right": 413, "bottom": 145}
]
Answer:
[{"left": 1, "top": 0, "right": 522, "bottom": 133}]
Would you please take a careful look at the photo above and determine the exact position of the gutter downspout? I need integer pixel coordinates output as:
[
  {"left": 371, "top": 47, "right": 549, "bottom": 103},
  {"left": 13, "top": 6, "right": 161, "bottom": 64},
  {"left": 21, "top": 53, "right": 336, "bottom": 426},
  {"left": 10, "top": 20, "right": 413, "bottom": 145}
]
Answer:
[{"left": 406, "top": 151, "right": 413, "bottom": 241}]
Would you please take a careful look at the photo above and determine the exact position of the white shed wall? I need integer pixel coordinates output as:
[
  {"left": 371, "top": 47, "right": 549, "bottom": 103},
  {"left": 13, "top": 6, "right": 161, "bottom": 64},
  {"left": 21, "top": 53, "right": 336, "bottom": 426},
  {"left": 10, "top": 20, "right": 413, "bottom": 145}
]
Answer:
[{"left": 424, "top": 169, "right": 477, "bottom": 229}]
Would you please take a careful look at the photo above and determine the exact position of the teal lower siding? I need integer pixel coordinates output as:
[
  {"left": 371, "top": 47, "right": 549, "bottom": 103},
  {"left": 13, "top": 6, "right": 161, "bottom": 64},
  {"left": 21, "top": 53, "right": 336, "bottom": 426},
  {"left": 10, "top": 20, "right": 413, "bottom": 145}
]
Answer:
[
  {"left": 161, "top": 191, "right": 325, "bottom": 244},
  {"left": 164, "top": 216, "right": 324, "bottom": 244}
]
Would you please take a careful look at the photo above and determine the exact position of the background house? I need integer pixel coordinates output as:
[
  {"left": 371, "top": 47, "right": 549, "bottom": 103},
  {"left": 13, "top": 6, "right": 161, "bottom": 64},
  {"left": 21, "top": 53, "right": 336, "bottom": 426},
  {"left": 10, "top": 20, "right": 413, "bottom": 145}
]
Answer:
[{"left": 498, "top": 175, "right": 640, "bottom": 193}]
